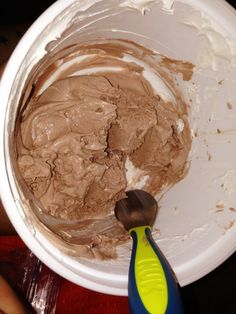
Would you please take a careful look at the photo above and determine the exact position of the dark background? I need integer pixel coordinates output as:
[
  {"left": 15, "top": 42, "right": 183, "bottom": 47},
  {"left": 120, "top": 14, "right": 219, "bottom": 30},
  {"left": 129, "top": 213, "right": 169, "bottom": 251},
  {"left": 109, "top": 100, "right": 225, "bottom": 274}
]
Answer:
[{"left": 0, "top": 1, "right": 236, "bottom": 313}]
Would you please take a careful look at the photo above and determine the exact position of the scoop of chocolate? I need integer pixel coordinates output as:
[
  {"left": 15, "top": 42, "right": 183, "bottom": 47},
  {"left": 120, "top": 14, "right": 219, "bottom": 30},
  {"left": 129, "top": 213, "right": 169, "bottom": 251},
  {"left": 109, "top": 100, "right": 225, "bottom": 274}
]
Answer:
[{"left": 16, "top": 39, "right": 192, "bottom": 259}]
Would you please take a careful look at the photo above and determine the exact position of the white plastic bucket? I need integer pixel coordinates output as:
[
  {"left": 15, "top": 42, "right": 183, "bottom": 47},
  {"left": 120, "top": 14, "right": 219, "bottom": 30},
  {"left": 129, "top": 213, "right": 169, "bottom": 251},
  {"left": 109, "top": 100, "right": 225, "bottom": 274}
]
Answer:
[{"left": 1, "top": 0, "right": 236, "bottom": 296}]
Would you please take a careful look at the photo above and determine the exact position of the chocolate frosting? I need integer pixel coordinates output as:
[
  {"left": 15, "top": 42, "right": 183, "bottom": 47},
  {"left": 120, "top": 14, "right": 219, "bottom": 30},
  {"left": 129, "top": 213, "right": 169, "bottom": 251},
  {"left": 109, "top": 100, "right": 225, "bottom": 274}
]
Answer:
[{"left": 16, "top": 39, "right": 193, "bottom": 258}]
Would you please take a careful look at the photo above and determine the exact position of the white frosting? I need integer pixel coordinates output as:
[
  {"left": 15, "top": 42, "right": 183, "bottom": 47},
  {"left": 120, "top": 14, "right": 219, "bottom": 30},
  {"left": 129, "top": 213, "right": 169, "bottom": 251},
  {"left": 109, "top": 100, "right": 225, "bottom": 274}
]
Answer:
[
  {"left": 120, "top": 0, "right": 158, "bottom": 14},
  {"left": 125, "top": 158, "right": 149, "bottom": 190},
  {"left": 71, "top": 66, "right": 123, "bottom": 76},
  {"left": 161, "top": 0, "right": 175, "bottom": 14},
  {"left": 176, "top": 118, "right": 184, "bottom": 133},
  {"left": 183, "top": 10, "right": 236, "bottom": 70},
  {"left": 120, "top": 0, "right": 175, "bottom": 14}
]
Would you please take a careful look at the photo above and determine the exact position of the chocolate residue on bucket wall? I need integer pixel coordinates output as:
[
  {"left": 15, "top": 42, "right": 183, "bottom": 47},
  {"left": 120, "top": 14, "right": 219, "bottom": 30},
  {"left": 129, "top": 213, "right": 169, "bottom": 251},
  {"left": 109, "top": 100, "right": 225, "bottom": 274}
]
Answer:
[{"left": 15, "top": 39, "right": 193, "bottom": 259}]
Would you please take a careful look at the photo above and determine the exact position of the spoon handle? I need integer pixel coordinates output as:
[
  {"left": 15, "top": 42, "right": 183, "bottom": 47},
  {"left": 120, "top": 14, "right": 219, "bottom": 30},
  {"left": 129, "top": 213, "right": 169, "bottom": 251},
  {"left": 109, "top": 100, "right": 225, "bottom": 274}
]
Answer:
[{"left": 128, "top": 226, "right": 183, "bottom": 314}]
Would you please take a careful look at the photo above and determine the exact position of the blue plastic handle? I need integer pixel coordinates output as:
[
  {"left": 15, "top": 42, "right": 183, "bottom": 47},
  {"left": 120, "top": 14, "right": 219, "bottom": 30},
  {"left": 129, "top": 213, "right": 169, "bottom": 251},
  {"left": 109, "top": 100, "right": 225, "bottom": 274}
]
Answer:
[{"left": 128, "top": 227, "right": 183, "bottom": 314}]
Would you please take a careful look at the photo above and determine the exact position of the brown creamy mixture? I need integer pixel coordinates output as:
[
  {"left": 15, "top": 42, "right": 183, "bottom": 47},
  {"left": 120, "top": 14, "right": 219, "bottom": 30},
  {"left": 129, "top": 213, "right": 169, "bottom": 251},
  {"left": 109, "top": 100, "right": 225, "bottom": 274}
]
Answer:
[{"left": 16, "top": 40, "right": 193, "bottom": 259}]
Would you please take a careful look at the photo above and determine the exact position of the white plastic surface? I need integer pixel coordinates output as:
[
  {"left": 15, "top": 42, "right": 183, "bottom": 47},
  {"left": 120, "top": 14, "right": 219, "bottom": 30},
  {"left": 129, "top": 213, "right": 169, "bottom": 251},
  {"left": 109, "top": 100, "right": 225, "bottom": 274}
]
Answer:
[{"left": 0, "top": 0, "right": 236, "bottom": 296}]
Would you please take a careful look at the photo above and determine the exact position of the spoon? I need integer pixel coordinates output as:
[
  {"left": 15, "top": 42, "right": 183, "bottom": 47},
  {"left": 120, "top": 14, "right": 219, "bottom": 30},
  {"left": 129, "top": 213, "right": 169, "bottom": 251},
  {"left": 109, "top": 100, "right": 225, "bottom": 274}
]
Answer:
[{"left": 115, "top": 189, "right": 183, "bottom": 314}]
